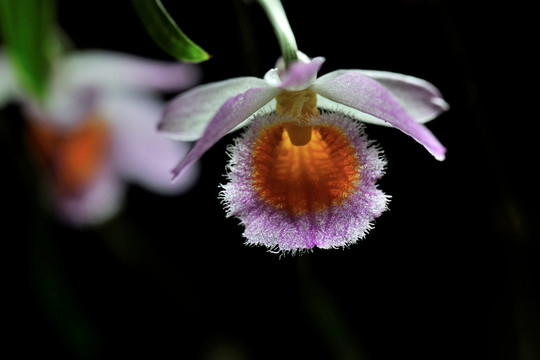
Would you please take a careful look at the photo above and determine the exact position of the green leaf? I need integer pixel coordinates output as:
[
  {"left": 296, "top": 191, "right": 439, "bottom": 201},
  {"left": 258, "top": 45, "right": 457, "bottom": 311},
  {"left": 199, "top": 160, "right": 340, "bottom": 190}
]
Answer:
[
  {"left": 0, "top": 0, "right": 56, "bottom": 100},
  {"left": 132, "top": 0, "right": 210, "bottom": 63}
]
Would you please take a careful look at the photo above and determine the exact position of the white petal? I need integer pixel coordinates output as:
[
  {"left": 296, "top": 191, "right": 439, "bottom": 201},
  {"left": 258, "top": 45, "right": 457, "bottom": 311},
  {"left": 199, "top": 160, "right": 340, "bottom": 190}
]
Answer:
[
  {"left": 159, "top": 77, "right": 270, "bottom": 141},
  {"left": 311, "top": 71, "right": 446, "bottom": 160},
  {"left": 58, "top": 50, "right": 201, "bottom": 92},
  {"left": 100, "top": 93, "right": 199, "bottom": 194},
  {"left": 317, "top": 95, "right": 389, "bottom": 126},
  {"left": 170, "top": 86, "right": 279, "bottom": 179},
  {"left": 314, "top": 69, "right": 448, "bottom": 126},
  {"left": 39, "top": 50, "right": 201, "bottom": 128}
]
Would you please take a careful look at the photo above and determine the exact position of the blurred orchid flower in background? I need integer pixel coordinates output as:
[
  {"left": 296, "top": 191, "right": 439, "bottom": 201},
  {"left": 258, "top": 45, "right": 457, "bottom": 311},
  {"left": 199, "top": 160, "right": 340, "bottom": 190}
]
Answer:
[
  {"left": 159, "top": 52, "right": 448, "bottom": 253},
  {"left": 0, "top": 49, "right": 201, "bottom": 226}
]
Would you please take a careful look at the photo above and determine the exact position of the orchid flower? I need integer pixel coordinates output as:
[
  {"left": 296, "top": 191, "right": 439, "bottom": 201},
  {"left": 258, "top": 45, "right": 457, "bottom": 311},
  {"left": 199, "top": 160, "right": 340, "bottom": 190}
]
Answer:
[
  {"left": 158, "top": 0, "right": 448, "bottom": 254},
  {"left": 159, "top": 53, "right": 448, "bottom": 252},
  {"left": 0, "top": 49, "right": 201, "bottom": 226},
  {"left": 158, "top": 52, "right": 448, "bottom": 253}
]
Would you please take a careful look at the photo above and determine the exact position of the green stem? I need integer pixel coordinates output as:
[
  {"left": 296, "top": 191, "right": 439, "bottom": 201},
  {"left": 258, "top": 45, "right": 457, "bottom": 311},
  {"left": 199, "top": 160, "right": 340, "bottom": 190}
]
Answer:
[{"left": 256, "top": 0, "right": 298, "bottom": 68}]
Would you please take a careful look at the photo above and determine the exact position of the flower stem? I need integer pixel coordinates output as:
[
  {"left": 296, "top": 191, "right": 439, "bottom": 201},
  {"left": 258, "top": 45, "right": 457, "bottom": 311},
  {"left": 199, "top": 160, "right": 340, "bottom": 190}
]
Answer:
[{"left": 256, "top": 0, "right": 298, "bottom": 68}]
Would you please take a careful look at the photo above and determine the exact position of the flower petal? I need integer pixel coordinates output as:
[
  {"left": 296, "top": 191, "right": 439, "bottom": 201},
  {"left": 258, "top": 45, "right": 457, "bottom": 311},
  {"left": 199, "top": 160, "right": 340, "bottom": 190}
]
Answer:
[
  {"left": 100, "top": 93, "right": 199, "bottom": 194},
  {"left": 264, "top": 56, "right": 325, "bottom": 91},
  {"left": 358, "top": 70, "right": 449, "bottom": 122},
  {"left": 56, "top": 162, "right": 125, "bottom": 227},
  {"left": 311, "top": 71, "right": 446, "bottom": 160},
  {"left": 314, "top": 70, "right": 449, "bottom": 125},
  {"left": 170, "top": 86, "right": 280, "bottom": 179},
  {"left": 58, "top": 50, "right": 201, "bottom": 92},
  {"left": 34, "top": 83, "right": 97, "bottom": 129},
  {"left": 159, "top": 77, "right": 270, "bottom": 141},
  {"left": 38, "top": 50, "right": 201, "bottom": 128}
]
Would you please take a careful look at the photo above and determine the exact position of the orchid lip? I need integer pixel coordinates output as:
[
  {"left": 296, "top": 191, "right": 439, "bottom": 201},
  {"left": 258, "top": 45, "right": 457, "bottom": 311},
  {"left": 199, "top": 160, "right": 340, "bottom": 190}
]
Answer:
[{"left": 221, "top": 111, "right": 389, "bottom": 254}]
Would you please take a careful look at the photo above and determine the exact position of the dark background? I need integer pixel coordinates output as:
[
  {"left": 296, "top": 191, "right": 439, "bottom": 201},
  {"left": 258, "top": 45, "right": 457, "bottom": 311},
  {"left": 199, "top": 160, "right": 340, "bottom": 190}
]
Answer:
[{"left": 4, "top": 0, "right": 538, "bottom": 359}]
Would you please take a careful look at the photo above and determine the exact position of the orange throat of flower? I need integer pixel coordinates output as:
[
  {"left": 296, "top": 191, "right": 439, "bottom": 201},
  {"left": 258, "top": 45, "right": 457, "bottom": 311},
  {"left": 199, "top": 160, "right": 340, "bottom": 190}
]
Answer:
[
  {"left": 27, "top": 114, "right": 110, "bottom": 195},
  {"left": 251, "top": 90, "right": 360, "bottom": 216}
]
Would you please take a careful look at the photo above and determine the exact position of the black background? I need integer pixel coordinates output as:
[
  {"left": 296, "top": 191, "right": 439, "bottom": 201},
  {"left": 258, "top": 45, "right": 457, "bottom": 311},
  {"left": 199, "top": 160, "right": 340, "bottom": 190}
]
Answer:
[{"left": 4, "top": 0, "right": 538, "bottom": 359}]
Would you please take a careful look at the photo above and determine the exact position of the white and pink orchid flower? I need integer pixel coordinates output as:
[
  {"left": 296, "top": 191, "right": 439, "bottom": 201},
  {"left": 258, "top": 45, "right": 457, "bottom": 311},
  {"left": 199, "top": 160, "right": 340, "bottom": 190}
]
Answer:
[
  {"left": 1, "top": 49, "right": 201, "bottom": 226},
  {"left": 159, "top": 52, "right": 448, "bottom": 253}
]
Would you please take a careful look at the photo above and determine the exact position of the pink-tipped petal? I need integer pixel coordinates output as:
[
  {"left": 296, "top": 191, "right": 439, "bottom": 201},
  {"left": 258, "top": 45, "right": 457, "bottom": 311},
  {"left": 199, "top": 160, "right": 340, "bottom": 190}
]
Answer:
[
  {"left": 171, "top": 86, "right": 280, "bottom": 179},
  {"left": 42, "top": 51, "right": 201, "bottom": 128},
  {"left": 159, "top": 77, "right": 269, "bottom": 141},
  {"left": 264, "top": 56, "right": 325, "bottom": 91},
  {"left": 101, "top": 94, "right": 199, "bottom": 195},
  {"left": 59, "top": 50, "right": 201, "bottom": 92},
  {"left": 358, "top": 70, "right": 449, "bottom": 122},
  {"left": 311, "top": 71, "right": 446, "bottom": 160},
  {"left": 315, "top": 70, "right": 449, "bottom": 125}
]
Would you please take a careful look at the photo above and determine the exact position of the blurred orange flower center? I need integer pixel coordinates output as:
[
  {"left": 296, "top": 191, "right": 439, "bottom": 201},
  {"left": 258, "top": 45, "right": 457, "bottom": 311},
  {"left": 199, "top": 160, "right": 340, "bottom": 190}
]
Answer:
[{"left": 27, "top": 114, "right": 110, "bottom": 194}]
